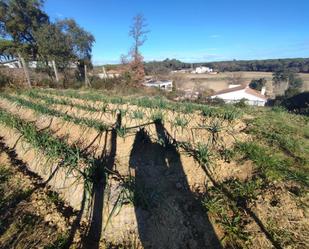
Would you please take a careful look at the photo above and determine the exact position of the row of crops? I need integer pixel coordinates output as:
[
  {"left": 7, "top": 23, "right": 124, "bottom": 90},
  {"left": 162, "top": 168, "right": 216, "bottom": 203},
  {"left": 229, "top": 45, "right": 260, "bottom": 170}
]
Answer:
[
  {"left": 1, "top": 89, "right": 304, "bottom": 248},
  {"left": 23, "top": 88, "right": 242, "bottom": 120},
  {"left": 0, "top": 90, "right": 238, "bottom": 164},
  {"left": 8, "top": 89, "right": 242, "bottom": 147}
]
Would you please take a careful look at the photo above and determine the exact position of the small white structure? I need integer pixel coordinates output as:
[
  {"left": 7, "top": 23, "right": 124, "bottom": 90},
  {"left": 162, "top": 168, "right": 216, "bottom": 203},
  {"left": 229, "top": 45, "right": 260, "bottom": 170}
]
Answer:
[
  {"left": 143, "top": 80, "right": 173, "bottom": 91},
  {"left": 171, "top": 69, "right": 191, "bottom": 74},
  {"left": 97, "top": 72, "right": 120, "bottom": 79},
  {"left": 192, "top": 66, "right": 213, "bottom": 74},
  {"left": 97, "top": 66, "right": 121, "bottom": 79},
  {"left": 0, "top": 59, "right": 21, "bottom": 69},
  {"left": 210, "top": 85, "right": 267, "bottom": 106}
]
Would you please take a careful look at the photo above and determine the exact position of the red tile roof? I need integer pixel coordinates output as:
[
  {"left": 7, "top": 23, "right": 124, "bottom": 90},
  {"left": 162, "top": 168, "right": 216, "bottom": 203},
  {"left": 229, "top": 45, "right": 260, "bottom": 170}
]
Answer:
[{"left": 212, "top": 85, "right": 267, "bottom": 100}]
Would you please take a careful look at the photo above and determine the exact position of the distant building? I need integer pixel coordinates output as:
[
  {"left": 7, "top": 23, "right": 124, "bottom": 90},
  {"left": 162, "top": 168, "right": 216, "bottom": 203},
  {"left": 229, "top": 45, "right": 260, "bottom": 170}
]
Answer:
[
  {"left": 191, "top": 66, "right": 213, "bottom": 74},
  {"left": 1, "top": 59, "right": 77, "bottom": 69},
  {"left": 210, "top": 85, "right": 267, "bottom": 106},
  {"left": 97, "top": 66, "right": 123, "bottom": 79},
  {"left": 0, "top": 59, "right": 21, "bottom": 69},
  {"left": 143, "top": 80, "right": 173, "bottom": 91},
  {"left": 171, "top": 69, "right": 191, "bottom": 74}
]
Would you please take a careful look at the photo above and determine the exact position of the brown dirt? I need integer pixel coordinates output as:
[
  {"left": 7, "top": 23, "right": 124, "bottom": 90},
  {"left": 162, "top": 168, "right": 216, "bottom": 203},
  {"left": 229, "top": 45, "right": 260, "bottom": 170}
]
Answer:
[
  {"left": 0, "top": 147, "right": 80, "bottom": 248},
  {"left": 247, "top": 183, "right": 309, "bottom": 249},
  {"left": 0, "top": 123, "right": 86, "bottom": 211}
]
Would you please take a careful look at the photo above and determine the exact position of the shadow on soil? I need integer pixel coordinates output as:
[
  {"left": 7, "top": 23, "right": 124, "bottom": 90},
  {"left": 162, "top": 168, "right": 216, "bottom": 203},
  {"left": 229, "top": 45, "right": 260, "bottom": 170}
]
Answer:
[
  {"left": 129, "top": 122, "right": 222, "bottom": 249},
  {"left": 0, "top": 137, "right": 76, "bottom": 248},
  {"left": 80, "top": 113, "right": 120, "bottom": 249}
]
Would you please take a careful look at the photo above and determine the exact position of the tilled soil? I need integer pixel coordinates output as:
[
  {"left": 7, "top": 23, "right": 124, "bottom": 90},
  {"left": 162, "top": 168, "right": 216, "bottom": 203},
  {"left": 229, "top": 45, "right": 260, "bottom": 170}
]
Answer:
[
  {"left": 1, "top": 93, "right": 308, "bottom": 249},
  {"left": 0, "top": 142, "right": 82, "bottom": 249}
]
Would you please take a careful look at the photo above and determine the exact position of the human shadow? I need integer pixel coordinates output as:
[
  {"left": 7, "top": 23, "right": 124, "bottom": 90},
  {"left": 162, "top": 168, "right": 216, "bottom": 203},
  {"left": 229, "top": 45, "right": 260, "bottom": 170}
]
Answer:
[
  {"left": 129, "top": 121, "right": 222, "bottom": 249},
  {"left": 82, "top": 113, "right": 120, "bottom": 249}
]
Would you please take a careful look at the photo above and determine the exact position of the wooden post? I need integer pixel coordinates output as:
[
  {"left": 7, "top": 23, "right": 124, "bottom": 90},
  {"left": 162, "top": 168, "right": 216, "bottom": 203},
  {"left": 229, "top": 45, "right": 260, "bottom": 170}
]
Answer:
[
  {"left": 52, "top": 60, "right": 59, "bottom": 82},
  {"left": 18, "top": 53, "right": 31, "bottom": 88},
  {"left": 84, "top": 64, "right": 91, "bottom": 87},
  {"left": 102, "top": 66, "right": 107, "bottom": 78}
]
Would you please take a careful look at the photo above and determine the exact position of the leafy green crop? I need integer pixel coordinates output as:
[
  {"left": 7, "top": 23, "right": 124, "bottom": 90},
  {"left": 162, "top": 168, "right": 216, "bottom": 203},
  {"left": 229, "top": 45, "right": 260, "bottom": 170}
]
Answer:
[{"left": 0, "top": 93, "right": 110, "bottom": 133}]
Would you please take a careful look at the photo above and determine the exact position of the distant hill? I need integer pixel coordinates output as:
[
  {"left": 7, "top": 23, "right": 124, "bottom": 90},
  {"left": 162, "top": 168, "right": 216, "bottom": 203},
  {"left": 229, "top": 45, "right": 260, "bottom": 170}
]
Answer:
[{"left": 144, "top": 58, "right": 309, "bottom": 74}]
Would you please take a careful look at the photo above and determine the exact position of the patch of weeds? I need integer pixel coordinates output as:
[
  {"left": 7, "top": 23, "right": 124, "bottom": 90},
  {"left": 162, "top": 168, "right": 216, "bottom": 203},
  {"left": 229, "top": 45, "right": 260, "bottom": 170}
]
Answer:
[
  {"left": 266, "top": 219, "right": 294, "bottom": 248},
  {"left": 116, "top": 126, "right": 128, "bottom": 138},
  {"left": 220, "top": 148, "right": 235, "bottom": 163},
  {"left": 44, "top": 233, "right": 69, "bottom": 249},
  {"left": 46, "top": 191, "right": 61, "bottom": 205},
  {"left": 235, "top": 142, "right": 309, "bottom": 187},
  {"left": 130, "top": 110, "right": 144, "bottom": 120},
  {"left": 221, "top": 212, "right": 250, "bottom": 248},
  {"left": 150, "top": 110, "right": 164, "bottom": 123},
  {"left": 16, "top": 213, "right": 39, "bottom": 231},
  {"left": 201, "top": 106, "right": 216, "bottom": 118},
  {"left": 272, "top": 106, "right": 286, "bottom": 113},
  {"left": 0, "top": 165, "right": 12, "bottom": 183},
  {"left": 202, "top": 194, "right": 225, "bottom": 214},
  {"left": 196, "top": 143, "right": 211, "bottom": 166},
  {"left": 206, "top": 119, "right": 223, "bottom": 146},
  {"left": 105, "top": 176, "right": 160, "bottom": 230},
  {"left": 202, "top": 187, "right": 250, "bottom": 248},
  {"left": 222, "top": 108, "right": 241, "bottom": 122},
  {"left": 224, "top": 179, "right": 263, "bottom": 208},
  {"left": 182, "top": 102, "right": 194, "bottom": 114},
  {"left": 233, "top": 99, "right": 248, "bottom": 108},
  {"left": 172, "top": 115, "right": 189, "bottom": 132},
  {"left": 246, "top": 109, "right": 308, "bottom": 164}
]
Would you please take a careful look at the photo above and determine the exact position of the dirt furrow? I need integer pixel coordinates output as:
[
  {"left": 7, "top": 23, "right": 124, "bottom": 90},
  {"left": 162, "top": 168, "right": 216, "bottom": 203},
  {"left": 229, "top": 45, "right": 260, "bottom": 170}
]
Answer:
[
  {"left": 0, "top": 143, "right": 85, "bottom": 248},
  {"left": 19, "top": 92, "right": 248, "bottom": 148}
]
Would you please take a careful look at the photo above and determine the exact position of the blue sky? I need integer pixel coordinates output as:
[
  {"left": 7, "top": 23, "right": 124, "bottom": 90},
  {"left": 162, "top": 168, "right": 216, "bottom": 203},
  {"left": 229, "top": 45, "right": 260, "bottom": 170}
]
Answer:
[{"left": 44, "top": 0, "right": 309, "bottom": 65}]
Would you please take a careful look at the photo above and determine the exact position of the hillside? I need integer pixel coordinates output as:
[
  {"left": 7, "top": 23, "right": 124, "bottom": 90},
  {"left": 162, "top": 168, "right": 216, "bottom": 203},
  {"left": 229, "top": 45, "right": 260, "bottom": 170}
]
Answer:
[
  {"left": 144, "top": 58, "right": 309, "bottom": 74},
  {"left": 0, "top": 88, "right": 308, "bottom": 249}
]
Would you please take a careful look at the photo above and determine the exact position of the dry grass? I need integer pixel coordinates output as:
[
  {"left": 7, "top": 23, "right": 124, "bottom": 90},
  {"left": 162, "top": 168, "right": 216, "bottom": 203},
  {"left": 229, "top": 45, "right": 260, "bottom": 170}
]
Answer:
[{"left": 173, "top": 71, "right": 309, "bottom": 92}]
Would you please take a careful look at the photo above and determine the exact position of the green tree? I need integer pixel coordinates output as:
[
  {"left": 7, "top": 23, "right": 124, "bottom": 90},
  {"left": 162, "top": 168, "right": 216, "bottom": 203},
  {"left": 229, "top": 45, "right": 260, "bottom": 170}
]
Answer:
[
  {"left": 0, "top": 0, "right": 49, "bottom": 87},
  {"left": 56, "top": 19, "right": 95, "bottom": 86},
  {"left": 0, "top": 0, "right": 49, "bottom": 59},
  {"left": 0, "top": 39, "right": 17, "bottom": 61},
  {"left": 249, "top": 78, "right": 266, "bottom": 91},
  {"left": 34, "top": 23, "right": 73, "bottom": 82},
  {"left": 273, "top": 70, "right": 289, "bottom": 85}
]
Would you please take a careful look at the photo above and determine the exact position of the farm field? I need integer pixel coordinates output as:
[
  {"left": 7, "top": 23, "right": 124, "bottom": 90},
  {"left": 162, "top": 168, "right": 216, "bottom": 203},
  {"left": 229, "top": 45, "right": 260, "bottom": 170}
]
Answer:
[
  {"left": 175, "top": 71, "right": 309, "bottom": 93},
  {"left": 0, "top": 88, "right": 308, "bottom": 249}
]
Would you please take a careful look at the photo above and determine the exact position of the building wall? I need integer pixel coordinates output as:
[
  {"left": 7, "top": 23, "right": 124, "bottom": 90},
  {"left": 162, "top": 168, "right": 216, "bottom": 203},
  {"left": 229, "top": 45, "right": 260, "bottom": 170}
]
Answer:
[{"left": 211, "top": 89, "right": 267, "bottom": 106}]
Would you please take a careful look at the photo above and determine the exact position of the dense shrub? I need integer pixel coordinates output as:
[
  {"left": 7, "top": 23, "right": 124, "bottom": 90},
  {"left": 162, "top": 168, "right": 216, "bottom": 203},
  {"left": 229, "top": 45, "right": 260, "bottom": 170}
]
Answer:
[
  {"left": 233, "top": 98, "right": 248, "bottom": 108},
  {"left": 282, "top": 92, "right": 309, "bottom": 115}
]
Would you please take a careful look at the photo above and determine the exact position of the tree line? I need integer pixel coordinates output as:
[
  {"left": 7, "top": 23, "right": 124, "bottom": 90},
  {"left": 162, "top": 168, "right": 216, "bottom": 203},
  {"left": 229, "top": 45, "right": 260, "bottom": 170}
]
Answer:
[{"left": 144, "top": 58, "right": 309, "bottom": 74}]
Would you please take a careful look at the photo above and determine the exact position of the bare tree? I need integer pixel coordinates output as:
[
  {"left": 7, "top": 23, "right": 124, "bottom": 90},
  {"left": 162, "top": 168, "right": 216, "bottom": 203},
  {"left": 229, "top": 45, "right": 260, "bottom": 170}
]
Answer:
[
  {"left": 128, "top": 14, "right": 149, "bottom": 85},
  {"left": 129, "top": 14, "right": 149, "bottom": 61}
]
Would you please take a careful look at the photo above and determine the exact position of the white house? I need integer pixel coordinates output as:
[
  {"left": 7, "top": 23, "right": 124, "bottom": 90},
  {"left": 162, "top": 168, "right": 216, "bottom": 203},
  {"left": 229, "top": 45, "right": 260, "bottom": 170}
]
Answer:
[
  {"left": 192, "top": 66, "right": 213, "bottom": 74},
  {"left": 210, "top": 85, "right": 267, "bottom": 106},
  {"left": 143, "top": 80, "right": 173, "bottom": 91},
  {"left": 0, "top": 59, "right": 21, "bottom": 69}
]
